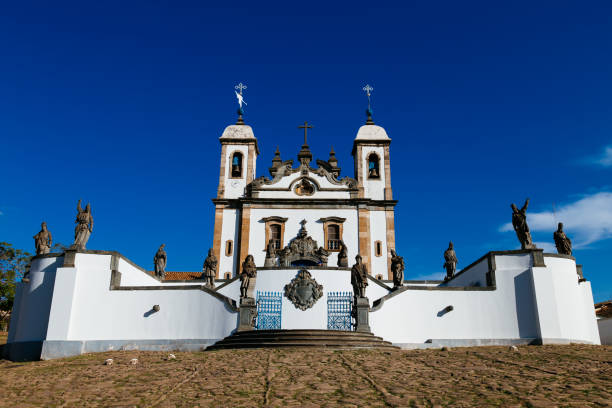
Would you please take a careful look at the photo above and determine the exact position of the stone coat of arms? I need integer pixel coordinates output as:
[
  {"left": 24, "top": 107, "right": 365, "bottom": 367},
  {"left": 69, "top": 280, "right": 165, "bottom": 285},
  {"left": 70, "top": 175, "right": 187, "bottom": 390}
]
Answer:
[{"left": 284, "top": 269, "right": 323, "bottom": 311}]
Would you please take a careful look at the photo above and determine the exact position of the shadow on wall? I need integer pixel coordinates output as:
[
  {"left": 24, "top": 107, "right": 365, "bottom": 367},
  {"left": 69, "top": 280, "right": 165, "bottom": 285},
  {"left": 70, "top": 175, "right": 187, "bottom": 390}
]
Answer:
[{"left": 514, "top": 271, "right": 539, "bottom": 338}]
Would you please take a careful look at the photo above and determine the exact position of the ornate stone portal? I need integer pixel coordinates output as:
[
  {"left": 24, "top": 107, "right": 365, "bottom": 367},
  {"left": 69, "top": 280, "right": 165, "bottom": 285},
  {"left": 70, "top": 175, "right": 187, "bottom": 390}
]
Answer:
[
  {"left": 284, "top": 269, "right": 323, "bottom": 311},
  {"left": 277, "top": 220, "right": 329, "bottom": 267}
]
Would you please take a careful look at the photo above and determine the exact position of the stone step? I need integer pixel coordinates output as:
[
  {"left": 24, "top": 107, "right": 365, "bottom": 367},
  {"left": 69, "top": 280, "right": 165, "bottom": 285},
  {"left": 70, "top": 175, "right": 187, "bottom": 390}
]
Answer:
[
  {"left": 208, "top": 329, "right": 398, "bottom": 350},
  {"left": 227, "top": 331, "right": 384, "bottom": 340},
  {"left": 214, "top": 338, "right": 394, "bottom": 347}
]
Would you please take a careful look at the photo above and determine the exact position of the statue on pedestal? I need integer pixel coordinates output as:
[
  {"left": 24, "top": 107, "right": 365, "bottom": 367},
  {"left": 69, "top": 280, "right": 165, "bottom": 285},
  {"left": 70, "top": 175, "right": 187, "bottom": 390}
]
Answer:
[
  {"left": 337, "top": 240, "right": 348, "bottom": 267},
  {"left": 390, "top": 249, "right": 405, "bottom": 288},
  {"left": 315, "top": 246, "right": 329, "bottom": 266},
  {"left": 351, "top": 254, "right": 369, "bottom": 298},
  {"left": 264, "top": 239, "right": 276, "bottom": 267},
  {"left": 71, "top": 199, "right": 93, "bottom": 250},
  {"left": 33, "top": 222, "right": 53, "bottom": 255},
  {"left": 154, "top": 244, "right": 167, "bottom": 279},
  {"left": 202, "top": 248, "right": 218, "bottom": 288},
  {"left": 240, "top": 254, "right": 257, "bottom": 299},
  {"left": 511, "top": 198, "right": 536, "bottom": 249},
  {"left": 553, "top": 223, "right": 572, "bottom": 256},
  {"left": 443, "top": 241, "right": 458, "bottom": 281}
]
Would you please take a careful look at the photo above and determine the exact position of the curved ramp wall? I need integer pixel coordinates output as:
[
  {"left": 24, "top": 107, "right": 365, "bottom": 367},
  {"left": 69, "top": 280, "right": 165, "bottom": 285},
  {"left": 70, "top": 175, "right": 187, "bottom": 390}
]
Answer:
[
  {"left": 370, "top": 252, "right": 600, "bottom": 347},
  {"left": 5, "top": 251, "right": 238, "bottom": 361}
]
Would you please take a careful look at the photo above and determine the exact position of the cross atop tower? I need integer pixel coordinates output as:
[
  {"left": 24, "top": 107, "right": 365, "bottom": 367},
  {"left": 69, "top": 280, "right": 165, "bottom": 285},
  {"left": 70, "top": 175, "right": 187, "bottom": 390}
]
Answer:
[
  {"left": 362, "top": 84, "right": 375, "bottom": 125},
  {"left": 362, "top": 84, "right": 373, "bottom": 110},
  {"left": 298, "top": 121, "right": 313, "bottom": 145}
]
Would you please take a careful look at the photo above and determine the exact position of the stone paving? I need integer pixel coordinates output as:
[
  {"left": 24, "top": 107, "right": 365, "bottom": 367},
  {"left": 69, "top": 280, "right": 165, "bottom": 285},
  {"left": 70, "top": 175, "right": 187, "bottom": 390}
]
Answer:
[{"left": 0, "top": 345, "right": 610, "bottom": 407}]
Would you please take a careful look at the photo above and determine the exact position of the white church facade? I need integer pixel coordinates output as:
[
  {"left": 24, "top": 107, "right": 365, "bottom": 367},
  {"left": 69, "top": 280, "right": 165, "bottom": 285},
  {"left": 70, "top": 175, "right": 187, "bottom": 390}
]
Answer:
[{"left": 4, "top": 109, "right": 601, "bottom": 361}]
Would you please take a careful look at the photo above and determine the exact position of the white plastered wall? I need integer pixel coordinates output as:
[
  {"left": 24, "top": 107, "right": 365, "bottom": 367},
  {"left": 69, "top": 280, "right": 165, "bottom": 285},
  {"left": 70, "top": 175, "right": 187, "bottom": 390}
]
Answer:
[
  {"left": 369, "top": 210, "right": 388, "bottom": 277},
  {"left": 370, "top": 254, "right": 601, "bottom": 346},
  {"left": 255, "top": 269, "right": 352, "bottom": 330},
  {"left": 248, "top": 208, "right": 359, "bottom": 267},
  {"left": 598, "top": 318, "right": 612, "bottom": 345},
  {"left": 10, "top": 253, "right": 238, "bottom": 344},
  {"left": 361, "top": 145, "right": 386, "bottom": 200},
  {"left": 256, "top": 171, "right": 352, "bottom": 199},
  {"left": 219, "top": 208, "right": 239, "bottom": 277}
]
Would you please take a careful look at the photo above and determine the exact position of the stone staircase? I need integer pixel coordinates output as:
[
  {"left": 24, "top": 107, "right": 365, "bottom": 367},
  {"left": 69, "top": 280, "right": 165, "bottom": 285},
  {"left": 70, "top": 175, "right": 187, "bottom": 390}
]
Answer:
[{"left": 207, "top": 329, "right": 398, "bottom": 350}]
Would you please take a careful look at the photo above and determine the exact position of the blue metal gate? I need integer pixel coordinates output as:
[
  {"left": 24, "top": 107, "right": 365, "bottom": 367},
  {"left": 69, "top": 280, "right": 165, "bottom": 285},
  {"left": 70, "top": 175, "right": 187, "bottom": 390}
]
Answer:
[
  {"left": 256, "top": 291, "right": 282, "bottom": 330},
  {"left": 327, "top": 292, "right": 353, "bottom": 331}
]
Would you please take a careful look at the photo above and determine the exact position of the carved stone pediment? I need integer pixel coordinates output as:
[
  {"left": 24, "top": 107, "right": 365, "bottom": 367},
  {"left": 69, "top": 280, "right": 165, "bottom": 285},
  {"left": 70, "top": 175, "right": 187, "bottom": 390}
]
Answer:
[
  {"left": 277, "top": 220, "right": 329, "bottom": 267},
  {"left": 284, "top": 269, "right": 323, "bottom": 311},
  {"left": 249, "top": 161, "right": 357, "bottom": 192}
]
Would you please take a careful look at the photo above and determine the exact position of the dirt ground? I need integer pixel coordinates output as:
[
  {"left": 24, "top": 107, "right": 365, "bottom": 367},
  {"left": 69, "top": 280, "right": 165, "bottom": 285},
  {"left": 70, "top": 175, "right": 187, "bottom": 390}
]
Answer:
[{"left": 0, "top": 345, "right": 610, "bottom": 407}]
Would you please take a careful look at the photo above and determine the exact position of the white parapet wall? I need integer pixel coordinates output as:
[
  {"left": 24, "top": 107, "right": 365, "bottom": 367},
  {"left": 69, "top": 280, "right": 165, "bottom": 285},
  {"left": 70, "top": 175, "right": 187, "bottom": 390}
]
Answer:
[
  {"left": 4, "top": 248, "right": 601, "bottom": 360},
  {"left": 5, "top": 250, "right": 239, "bottom": 361},
  {"left": 369, "top": 251, "right": 601, "bottom": 348}
]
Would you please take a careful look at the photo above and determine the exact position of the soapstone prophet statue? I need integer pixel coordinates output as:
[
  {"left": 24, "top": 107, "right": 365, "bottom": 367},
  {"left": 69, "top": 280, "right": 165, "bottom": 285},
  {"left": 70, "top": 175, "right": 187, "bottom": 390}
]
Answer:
[
  {"left": 203, "top": 248, "right": 218, "bottom": 288},
  {"left": 33, "top": 222, "right": 52, "bottom": 255},
  {"left": 72, "top": 199, "right": 93, "bottom": 250}
]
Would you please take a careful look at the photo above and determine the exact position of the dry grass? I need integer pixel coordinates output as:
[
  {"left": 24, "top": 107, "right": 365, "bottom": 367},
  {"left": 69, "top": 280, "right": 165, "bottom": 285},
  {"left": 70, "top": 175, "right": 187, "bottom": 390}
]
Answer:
[{"left": 0, "top": 345, "right": 610, "bottom": 407}]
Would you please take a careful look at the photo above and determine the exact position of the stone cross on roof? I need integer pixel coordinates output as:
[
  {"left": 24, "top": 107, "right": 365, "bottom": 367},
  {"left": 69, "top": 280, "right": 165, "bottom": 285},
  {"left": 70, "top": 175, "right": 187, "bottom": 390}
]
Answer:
[{"left": 298, "top": 121, "right": 313, "bottom": 145}]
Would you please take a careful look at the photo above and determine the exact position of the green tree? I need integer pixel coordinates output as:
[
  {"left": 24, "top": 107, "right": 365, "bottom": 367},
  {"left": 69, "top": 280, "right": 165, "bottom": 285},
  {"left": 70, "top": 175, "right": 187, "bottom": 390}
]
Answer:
[{"left": 0, "top": 242, "right": 32, "bottom": 330}]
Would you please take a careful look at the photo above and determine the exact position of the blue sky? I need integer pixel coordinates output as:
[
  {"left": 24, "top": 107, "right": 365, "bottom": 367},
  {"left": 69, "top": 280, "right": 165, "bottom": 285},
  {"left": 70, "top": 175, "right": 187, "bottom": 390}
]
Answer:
[{"left": 1, "top": 1, "right": 611, "bottom": 302}]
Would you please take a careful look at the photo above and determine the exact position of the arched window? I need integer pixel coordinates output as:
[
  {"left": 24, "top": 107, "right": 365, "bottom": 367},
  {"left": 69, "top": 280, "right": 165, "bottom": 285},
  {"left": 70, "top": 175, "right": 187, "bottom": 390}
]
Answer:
[
  {"left": 375, "top": 274, "right": 384, "bottom": 280},
  {"left": 270, "top": 224, "right": 282, "bottom": 249},
  {"left": 225, "top": 240, "right": 233, "bottom": 256},
  {"left": 327, "top": 224, "right": 340, "bottom": 250},
  {"left": 223, "top": 272, "right": 231, "bottom": 280},
  {"left": 231, "top": 152, "right": 243, "bottom": 178},
  {"left": 367, "top": 153, "right": 380, "bottom": 179}
]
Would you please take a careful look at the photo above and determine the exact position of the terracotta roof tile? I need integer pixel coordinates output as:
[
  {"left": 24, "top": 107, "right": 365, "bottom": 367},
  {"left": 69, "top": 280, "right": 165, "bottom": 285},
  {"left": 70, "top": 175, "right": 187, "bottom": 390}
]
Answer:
[{"left": 146, "top": 271, "right": 204, "bottom": 281}]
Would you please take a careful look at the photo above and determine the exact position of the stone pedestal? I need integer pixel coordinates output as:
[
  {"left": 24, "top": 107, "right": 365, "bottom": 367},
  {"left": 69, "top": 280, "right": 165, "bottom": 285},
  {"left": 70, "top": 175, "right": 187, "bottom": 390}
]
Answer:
[
  {"left": 238, "top": 297, "right": 257, "bottom": 332},
  {"left": 354, "top": 297, "right": 371, "bottom": 333}
]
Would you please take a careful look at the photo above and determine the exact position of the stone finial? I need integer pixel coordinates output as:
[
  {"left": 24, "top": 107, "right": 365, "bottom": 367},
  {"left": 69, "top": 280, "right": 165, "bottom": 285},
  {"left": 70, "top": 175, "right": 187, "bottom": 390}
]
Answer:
[
  {"left": 327, "top": 147, "right": 341, "bottom": 178},
  {"left": 365, "top": 108, "right": 375, "bottom": 125},
  {"left": 269, "top": 146, "right": 283, "bottom": 177}
]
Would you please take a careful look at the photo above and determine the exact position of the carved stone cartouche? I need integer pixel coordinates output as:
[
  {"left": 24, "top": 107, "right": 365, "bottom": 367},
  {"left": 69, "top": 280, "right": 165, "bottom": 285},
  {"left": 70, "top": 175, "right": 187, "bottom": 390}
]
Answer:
[{"left": 284, "top": 269, "right": 323, "bottom": 311}]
